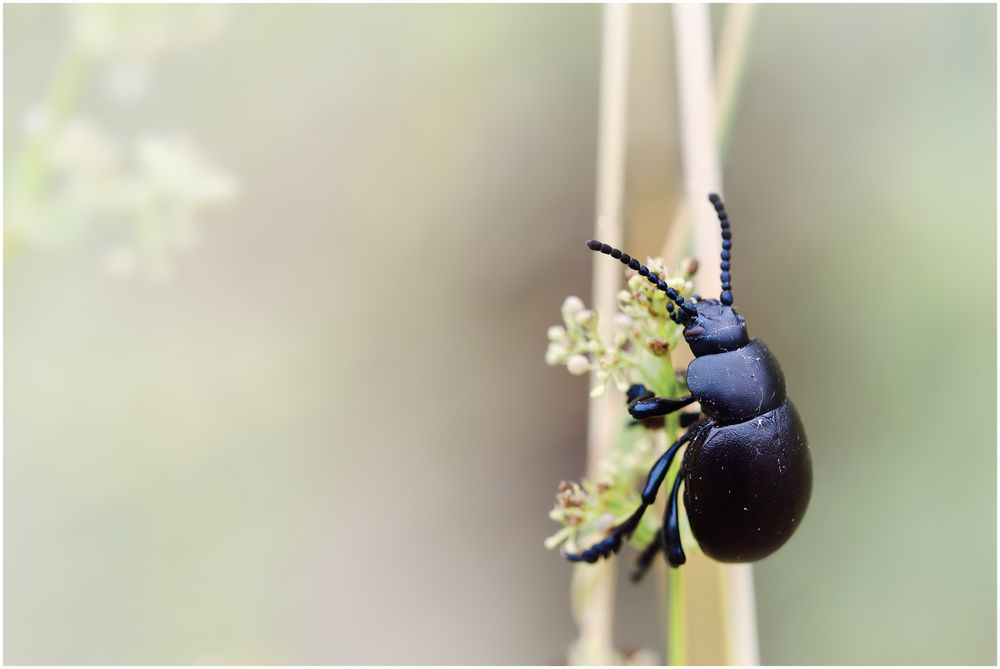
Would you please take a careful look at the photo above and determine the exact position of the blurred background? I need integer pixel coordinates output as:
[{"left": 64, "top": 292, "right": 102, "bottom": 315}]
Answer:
[{"left": 4, "top": 4, "right": 995, "bottom": 665}]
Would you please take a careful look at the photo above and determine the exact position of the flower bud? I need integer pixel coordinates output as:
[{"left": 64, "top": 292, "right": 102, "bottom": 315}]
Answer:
[
  {"left": 612, "top": 313, "right": 633, "bottom": 332},
  {"left": 547, "top": 325, "right": 567, "bottom": 341},
  {"left": 648, "top": 338, "right": 670, "bottom": 356},
  {"left": 566, "top": 354, "right": 591, "bottom": 375},
  {"left": 594, "top": 513, "right": 616, "bottom": 534},
  {"left": 561, "top": 295, "right": 585, "bottom": 321},
  {"left": 545, "top": 345, "right": 567, "bottom": 366},
  {"left": 574, "top": 309, "right": 597, "bottom": 328},
  {"left": 680, "top": 256, "right": 698, "bottom": 276}
]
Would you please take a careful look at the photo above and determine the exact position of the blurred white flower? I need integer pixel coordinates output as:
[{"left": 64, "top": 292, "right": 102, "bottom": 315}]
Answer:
[
  {"left": 7, "top": 5, "right": 237, "bottom": 282},
  {"left": 135, "top": 135, "right": 238, "bottom": 203},
  {"left": 21, "top": 105, "right": 53, "bottom": 139},
  {"left": 11, "top": 120, "right": 238, "bottom": 279},
  {"left": 566, "top": 354, "right": 591, "bottom": 376},
  {"left": 70, "top": 5, "right": 230, "bottom": 60},
  {"left": 102, "top": 60, "right": 151, "bottom": 104},
  {"left": 46, "top": 118, "right": 120, "bottom": 174},
  {"left": 561, "top": 295, "right": 585, "bottom": 321}
]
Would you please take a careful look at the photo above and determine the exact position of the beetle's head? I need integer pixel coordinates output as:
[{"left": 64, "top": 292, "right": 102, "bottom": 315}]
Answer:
[
  {"left": 586, "top": 193, "right": 747, "bottom": 356},
  {"left": 682, "top": 299, "right": 749, "bottom": 356}
]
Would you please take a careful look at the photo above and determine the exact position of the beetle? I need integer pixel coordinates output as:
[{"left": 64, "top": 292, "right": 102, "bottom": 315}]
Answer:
[{"left": 564, "top": 193, "right": 812, "bottom": 580}]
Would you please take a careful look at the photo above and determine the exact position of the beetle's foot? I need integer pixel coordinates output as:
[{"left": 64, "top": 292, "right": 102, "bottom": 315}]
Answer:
[
  {"left": 563, "top": 532, "right": 624, "bottom": 563},
  {"left": 563, "top": 507, "right": 644, "bottom": 564},
  {"left": 664, "top": 466, "right": 687, "bottom": 568},
  {"left": 667, "top": 546, "right": 686, "bottom": 567}
]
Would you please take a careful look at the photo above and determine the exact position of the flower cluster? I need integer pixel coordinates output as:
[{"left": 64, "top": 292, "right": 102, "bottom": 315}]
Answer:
[
  {"left": 6, "top": 5, "right": 237, "bottom": 282},
  {"left": 545, "top": 430, "right": 663, "bottom": 554},
  {"left": 545, "top": 255, "right": 697, "bottom": 555},
  {"left": 545, "top": 256, "right": 697, "bottom": 399}
]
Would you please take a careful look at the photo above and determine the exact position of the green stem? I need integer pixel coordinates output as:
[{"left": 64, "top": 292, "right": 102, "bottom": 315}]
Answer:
[
  {"left": 10, "top": 49, "right": 91, "bottom": 200},
  {"left": 649, "top": 341, "right": 687, "bottom": 665},
  {"left": 7, "top": 47, "right": 93, "bottom": 262},
  {"left": 667, "top": 568, "right": 686, "bottom": 664}
]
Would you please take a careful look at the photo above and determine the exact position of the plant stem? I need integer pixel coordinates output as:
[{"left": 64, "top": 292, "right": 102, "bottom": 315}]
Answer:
[
  {"left": 7, "top": 46, "right": 93, "bottom": 261},
  {"left": 650, "top": 348, "right": 686, "bottom": 666},
  {"left": 570, "top": 5, "right": 759, "bottom": 665},
  {"left": 571, "top": 5, "right": 631, "bottom": 665},
  {"left": 672, "top": 4, "right": 722, "bottom": 270},
  {"left": 715, "top": 4, "right": 758, "bottom": 160},
  {"left": 671, "top": 4, "right": 760, "bottom": 664},
  {"left": 588, "top": 4, "right": 630, "bottom": 473},
  {"left": 667, "top": 568, "right": 686, "bottom": 664},
  {"left": 659, "top": 3, "right": 758, "bottom": 265}
]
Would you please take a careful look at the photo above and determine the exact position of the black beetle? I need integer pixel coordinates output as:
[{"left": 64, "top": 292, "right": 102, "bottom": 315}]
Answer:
[{"left": 564, "top": 193, "right": 812, "bottom": 579}]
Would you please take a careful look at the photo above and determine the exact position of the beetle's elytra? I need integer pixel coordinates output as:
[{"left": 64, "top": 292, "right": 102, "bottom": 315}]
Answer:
[{"left": 563, "top": 194, "right": 812, "bottom": 577}]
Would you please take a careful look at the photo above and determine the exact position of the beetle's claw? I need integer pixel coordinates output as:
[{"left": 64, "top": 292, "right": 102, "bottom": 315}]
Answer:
[
  {"left": 562, "top": 532, "right": 623, "bottom": 564},
  {"left": 667, "top": 546, "right": 686, "bottom": 567}
]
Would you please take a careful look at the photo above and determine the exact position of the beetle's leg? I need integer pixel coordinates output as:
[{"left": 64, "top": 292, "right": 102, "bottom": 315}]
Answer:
[
  {"left": 626, "top": 383, "right": 656, "bottom": 404},
  {"left": 626, "top": 384, "right": 699, "bottom": 426},
  {"left": 630, "top": 533, "right": 664, "bottom": 583},
  {"left": 627, "top": 411, "right": 700, "bottom": 431},
  {"left": 630, "top": 395, "right": 696, "bottom": 420},
  {"left": 563, "top": 426, "right": 695, "bottom": 564},
  {"left": 664, "top": 465, "right": 687, "bottom": 567},
  {"left": 630, "top": 461, "right": 691, "bottom": 578}
]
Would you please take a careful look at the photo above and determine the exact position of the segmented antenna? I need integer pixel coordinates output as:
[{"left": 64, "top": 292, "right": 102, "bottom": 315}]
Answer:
[
  {"left": 585, "top": 240, "right": 698, "bottom": 322},
  {"left": 707, "top": 193, "right": 734, "bottom": 306}
]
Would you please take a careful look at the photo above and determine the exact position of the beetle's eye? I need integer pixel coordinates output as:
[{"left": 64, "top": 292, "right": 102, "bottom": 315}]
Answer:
[{"left": 685, "top": 326, "right": 705, "bottom": 338}]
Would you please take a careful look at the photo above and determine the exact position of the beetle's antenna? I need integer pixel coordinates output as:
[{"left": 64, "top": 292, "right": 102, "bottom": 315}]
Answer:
[
  {"left": 585, "top": 240, "right": 698, "bottom": 322},
  {"left": 707, "top": 193, "right": 734, "bottom": 306}
]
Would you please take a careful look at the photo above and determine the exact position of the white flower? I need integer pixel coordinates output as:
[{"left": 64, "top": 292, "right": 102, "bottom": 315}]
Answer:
[
  {"left": 545, "top": 345, "right": 567, "bottom": 366},
  {"left": 135, "top": 135, "right": 238, "bottom": 203},
  {"left": 574, "top": 309, "right": 597, "bottom": 328},
  {"left": 612, "top": 313, "right": 633, "bottom": 332},
  {"left": 561, "top": 295, "right": 585, "bottom": 321},
  {"left": 566, "top": 355, "right": 591, "bottom": 376},
  {"left": 46, "top": 118, "right": 120, "bottom": 174}
]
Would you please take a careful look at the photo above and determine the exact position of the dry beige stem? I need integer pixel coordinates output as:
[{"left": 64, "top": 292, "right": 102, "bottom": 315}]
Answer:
[
  {"left": 671, "top": 4, "right": 760, "bottom": 665},
  {"left": 571, "top": 5, "right": 630, "bottom": 665}
]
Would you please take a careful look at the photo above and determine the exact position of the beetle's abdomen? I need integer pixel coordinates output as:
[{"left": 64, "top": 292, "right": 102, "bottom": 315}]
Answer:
[
  {"left": 683, "top": 401, "right": 811, "bottom": 563},
  {"left": 686, "top": 339, "right": 786, "bottom": 423}
]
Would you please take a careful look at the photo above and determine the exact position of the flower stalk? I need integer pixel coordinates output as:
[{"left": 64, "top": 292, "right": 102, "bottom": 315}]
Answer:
[
  {"left": 672, "top": 4, "right": 759, "bottom": 664},
  {"left": 546, "top": 258, "right": 697, "bottom": 665},
  {"left": 546, "top": 4, "right": 759, "bottom": 664}
]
